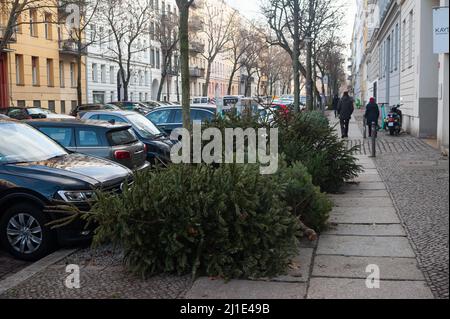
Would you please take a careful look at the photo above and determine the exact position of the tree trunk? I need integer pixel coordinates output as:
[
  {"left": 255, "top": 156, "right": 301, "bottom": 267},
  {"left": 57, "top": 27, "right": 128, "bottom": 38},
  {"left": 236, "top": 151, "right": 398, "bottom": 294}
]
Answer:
[
  {"left": 306, "top": 0, "right": 314, "bottom": 111},
  {"left": 203, "top": 60, "right": 212, "bottom": 97},
  {"left": 157, "top": 72, "right": 167, "bottom": 101},
  {"left": 76, "top": 53, "right": 83, "bottom": 106},
  {"left": 178, "top": 5, "right": 191, "bottom": 130},
  {"left": 227, "top": 65, "right": 238, "bottom": 95},
  {"left": 292, "top": 0, "right": 301, "bottom": 112}
]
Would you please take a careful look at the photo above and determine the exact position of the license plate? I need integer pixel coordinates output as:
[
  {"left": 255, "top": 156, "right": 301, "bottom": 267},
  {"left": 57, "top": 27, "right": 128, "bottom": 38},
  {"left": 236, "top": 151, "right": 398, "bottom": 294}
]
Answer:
[{"left": 388, "top": 123, "right": 394, "bottom": 127}]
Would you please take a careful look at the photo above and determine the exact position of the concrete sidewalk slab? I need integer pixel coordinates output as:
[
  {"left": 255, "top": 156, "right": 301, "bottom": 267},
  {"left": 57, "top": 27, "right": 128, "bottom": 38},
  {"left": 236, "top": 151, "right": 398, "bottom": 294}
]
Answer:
[
  {"left": 332, "top": 197, "right": 394, "bottom": 208},
  {"left": 328, "top": 190, "right": 390, "bottom": 198},
  {"left": 341, "top": 182, "right": 387, "bottom": 190},
  {"left": 326, "top": 224, "right": 406, "bottom": 237},
  {"left": 307, "top": 278, "right": 433, "bottom": 299},
  {"left": 185, "top": 278, "right": 307, "bottom": 299},
  {"left": 312, "top": 255, "right": 424, "bottom": 280},
  {"left": 330, "top": 207, "right": 400, "bottom": 224},
  {"left": 316, "top": 235, "right": 415, "bottom": 258},
  {"left": 352, "top": 174, "right": 383, "bottom": 182},
  {"left": 268, "top": 248, "right": 314, "bottom": 283}
]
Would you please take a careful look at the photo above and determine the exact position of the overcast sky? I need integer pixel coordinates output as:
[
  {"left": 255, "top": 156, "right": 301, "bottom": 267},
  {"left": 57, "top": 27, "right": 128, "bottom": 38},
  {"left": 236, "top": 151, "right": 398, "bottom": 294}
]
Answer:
[{"left": 225, "top": 0, "right": 357, "bottom": 49}]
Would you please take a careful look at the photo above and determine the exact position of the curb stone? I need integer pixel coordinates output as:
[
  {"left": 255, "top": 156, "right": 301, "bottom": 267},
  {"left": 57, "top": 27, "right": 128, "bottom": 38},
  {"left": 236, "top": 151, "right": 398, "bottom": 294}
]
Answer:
[{"left": 0, "top": 249, "right": 77, "bottom": 296}]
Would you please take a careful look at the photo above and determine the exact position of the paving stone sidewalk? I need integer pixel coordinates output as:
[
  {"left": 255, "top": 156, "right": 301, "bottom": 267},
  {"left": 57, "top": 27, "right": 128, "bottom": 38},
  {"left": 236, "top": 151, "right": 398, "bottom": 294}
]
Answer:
[
  {"left": 0, "top": 112, "right": 440, "bottom": 299},
  {"left": 186, "top": 114, "right": 434, "bottom": 299}
]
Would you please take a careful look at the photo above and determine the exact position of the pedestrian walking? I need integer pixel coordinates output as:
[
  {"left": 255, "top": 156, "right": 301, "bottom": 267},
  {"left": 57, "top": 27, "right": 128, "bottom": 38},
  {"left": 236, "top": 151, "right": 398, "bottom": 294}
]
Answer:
[
  {"left": 337, "top": 91, "right": 354, "bottom": 138},
  {"left": 332, "top": 94, "right": 340, "bottom": 118},
  {"left": 365, "top": 97, "right": 380, "bottom": 137}
]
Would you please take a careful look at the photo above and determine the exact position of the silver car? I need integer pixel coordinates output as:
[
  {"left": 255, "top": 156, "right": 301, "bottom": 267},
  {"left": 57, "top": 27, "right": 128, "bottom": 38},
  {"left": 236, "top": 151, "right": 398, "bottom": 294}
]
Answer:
[{"left": 27, "top": 119, "right": 150, "bottom": 171}]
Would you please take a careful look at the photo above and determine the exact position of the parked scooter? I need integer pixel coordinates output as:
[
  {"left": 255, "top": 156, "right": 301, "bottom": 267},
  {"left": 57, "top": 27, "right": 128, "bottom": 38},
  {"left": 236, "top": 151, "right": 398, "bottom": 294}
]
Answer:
[{"left": 384, "top": 104, "right": 403, "bottom": 136}]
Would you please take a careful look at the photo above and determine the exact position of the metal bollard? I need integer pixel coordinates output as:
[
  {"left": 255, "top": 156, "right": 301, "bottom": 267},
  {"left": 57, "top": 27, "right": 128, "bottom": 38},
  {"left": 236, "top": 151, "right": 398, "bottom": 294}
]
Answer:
[{"left": 370, "top": 121, "right": 377, "bottom": 157}]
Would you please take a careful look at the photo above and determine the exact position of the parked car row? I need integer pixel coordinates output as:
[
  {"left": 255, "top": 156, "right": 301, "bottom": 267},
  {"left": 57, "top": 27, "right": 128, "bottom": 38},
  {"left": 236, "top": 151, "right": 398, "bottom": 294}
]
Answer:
[{"left": 0, "top": 101, "right": 237, "bottom": 261}]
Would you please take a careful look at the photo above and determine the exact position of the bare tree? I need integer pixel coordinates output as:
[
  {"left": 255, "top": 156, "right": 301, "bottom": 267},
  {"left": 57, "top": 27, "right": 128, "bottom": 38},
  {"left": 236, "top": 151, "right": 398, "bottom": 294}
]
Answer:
[
  {"left": 154, "top": 6, "right": 179, "bottom": 102},
  {"left": 175, "top": 0, "right": 194, "bottom": 130},
  {"left": 226, "top": 23, "right": 255, "bottom": 95},
  {"left": 99, "top": 0, "right": 150, "bottom": 101},
  {"left": 263, "top": 0, "right": 344, "bottom": 111},
  {"left": 1, "top": 0, "right": 59, "bottom": 52},
  {"left": 199, "top": 0, "right": 236, "bottom": 97}
]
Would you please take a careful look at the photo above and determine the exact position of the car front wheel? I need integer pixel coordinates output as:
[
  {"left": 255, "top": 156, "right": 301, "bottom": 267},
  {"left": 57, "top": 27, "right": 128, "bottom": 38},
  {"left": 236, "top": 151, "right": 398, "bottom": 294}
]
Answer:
[{"left": 0, "top": 203, "right": 55, "bottom": 261}]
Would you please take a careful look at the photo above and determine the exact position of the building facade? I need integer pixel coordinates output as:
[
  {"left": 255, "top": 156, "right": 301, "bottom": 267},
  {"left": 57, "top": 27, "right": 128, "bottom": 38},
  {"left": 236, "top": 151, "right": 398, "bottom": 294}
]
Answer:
[
  {"left": 352, "top": 0, "right": 448, "bottom": 150},
  {"left": 1, "top": 2, "right": 86, "bottom": 113}
]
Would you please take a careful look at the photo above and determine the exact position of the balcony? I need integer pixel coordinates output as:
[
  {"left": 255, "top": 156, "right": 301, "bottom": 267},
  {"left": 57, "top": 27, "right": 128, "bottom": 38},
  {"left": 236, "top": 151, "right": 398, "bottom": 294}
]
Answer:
[
  {"left": 189, "top": 41, "right": 205, "bottom": 55},
  {"left": 189, "top": 67, "right": 205, "bottom": 78},
  {"left": 59, "top": 39, "right": 87, "bottom": 55},
  {"left": 189, "top": 18, "right": 203, "bottom": 32},
  {"left": 0, "top": 27, "right": 17, "bottom": 43},
  {"left": 167, "top": 68, "right": 179, "bottom": 76}
]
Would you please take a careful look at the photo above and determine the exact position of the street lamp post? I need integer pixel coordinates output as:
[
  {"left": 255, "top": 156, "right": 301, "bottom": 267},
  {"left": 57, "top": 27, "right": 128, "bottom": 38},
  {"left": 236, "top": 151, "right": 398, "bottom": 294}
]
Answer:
[{"left": 305, "top": 36, "right": 313, "bottom": 111}]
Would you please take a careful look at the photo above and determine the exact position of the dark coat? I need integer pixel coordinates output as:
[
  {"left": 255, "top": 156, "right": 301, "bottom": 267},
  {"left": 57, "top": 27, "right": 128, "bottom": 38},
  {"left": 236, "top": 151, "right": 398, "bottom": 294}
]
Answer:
[
  {"left": 332, "top": 96, "right": 340, "bottom": 110},
  {"left": 337, "top": 96, "right": 354, "bottom": 120},
  {"left": 365, "top": 102, "right": 380, "bottom": 125}
]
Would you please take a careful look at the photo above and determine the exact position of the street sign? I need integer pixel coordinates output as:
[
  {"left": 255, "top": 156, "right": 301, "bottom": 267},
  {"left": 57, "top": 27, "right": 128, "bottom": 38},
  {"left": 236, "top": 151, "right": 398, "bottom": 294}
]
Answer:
[{"left": 433, "top": 6, "right": 449, "bottom": 54}]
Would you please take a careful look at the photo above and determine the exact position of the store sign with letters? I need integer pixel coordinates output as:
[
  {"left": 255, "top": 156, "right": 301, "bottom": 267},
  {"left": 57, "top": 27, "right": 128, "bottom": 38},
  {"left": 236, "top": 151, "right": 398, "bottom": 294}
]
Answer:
[{"left": 433, "top": 6, "right": 449, "bottom": 54}]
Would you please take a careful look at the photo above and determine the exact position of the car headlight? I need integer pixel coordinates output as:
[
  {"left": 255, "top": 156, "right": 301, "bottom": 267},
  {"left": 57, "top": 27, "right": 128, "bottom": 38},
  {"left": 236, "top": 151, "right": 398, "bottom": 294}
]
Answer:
[{"left": 57, "top": 190, "right": 96, "bottom": 202}]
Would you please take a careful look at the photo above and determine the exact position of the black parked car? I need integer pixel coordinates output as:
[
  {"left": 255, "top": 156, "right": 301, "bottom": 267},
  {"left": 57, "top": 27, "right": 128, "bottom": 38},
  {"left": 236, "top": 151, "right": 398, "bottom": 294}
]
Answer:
[
  {"left": 81, "top": 110, "right": 174, "bottom": 163},
  {"left": 0, "top": 107, "right": 47, "bottom": 120},
  {"left": 0, "top": 119, "right": 133, "bottom": 261},
  {"left": 70, "top": 103, "right": 120, "bottom": 118},
  {"left": 146, "top": 106, "right": 215, "bottom": 135},
  {"left": 110, "top": 101, "right": 153, "bottom": 115},
  {"left": 27, "top": 119, "right": 149, "bottom": 171}
]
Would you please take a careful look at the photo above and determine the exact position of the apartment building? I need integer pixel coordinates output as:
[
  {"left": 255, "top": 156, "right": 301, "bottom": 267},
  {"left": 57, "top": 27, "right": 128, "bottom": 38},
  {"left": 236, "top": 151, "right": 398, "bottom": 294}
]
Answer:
[
  {"left": 189, "top": 0, "right": 242, "bottom": 98},
  {"left": 0, "top": 1, "right": 86, "bottom": 113},
  {"left": 353, "top": 0, "right": 448, "bottom": 149}
]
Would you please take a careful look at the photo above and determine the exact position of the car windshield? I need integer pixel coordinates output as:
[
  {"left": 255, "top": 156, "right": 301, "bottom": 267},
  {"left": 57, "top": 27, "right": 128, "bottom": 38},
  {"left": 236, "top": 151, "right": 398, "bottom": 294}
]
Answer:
[
  {"left": 126, "top": 113, "right": 162, "bottom": 138},
  {"left": 0, "top": 123, "right": 67, "bottom": 164}
]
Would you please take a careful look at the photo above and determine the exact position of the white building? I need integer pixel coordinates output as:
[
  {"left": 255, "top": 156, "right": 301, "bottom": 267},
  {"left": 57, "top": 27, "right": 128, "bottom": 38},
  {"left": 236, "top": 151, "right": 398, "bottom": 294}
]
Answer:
[
  {"left": 355, "top": 0, "right": 448, "bottom": 147},
  {"left": 86, "top": 0, "right": 180, "bottom": 104}
]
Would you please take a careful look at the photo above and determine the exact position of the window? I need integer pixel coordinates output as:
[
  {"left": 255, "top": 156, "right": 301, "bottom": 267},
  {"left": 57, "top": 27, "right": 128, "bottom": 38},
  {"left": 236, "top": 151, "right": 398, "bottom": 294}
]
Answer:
[
  {"left": 17, "top": 100, "right": 26, "bottom": 107},
  {"left": 71, "top": 100, "right": 77, "bottom": 112},
  {"left": 408, "top": 10, "right": 414, "bottom": 67},
  {"left": 107, "top": 129, "right": 137, "bottom": 146},
  {"left": 139, "top": 92, "right": 143, "bottom": 101},
  {"left": 30, "top": 9, "right": 38, "bottom": 37},
  {"left": 101, "top": 65, "right": 106, "bottom": 83},
  {"left": 395, "top": 23, "right": 399, "bottom": 70},
  {"left": 44, "top": 13, "right": 52, "bottom": 39},
  {"left": 110, "top": 66, "right": 115, "bottom": 84},
  {"left": 150, "top": 49, "right": 155, "bottom": 67},
  {"left": 61, "top": 101, "right": 66, "bottom": 114},
  {"left": 147, "top": 109, "right": 171, "bottom": 124},
  {"left": 39, "top": 127, "right": 73, "bottom": 147},
  {"left": 47, "top": 59, "right": 54, "bottom": 86},
  {"left": 33, "top": 100, "right": 41, "bottom": 108},
  {"left": 192, "top": 110, "right": 213, "bottom": 122},
  {"left": 145, "top": 71, "right": 149, "bottom": 86},
  {"left": 48, "top": 100, "right": 55, "bottom": 111},
  {"left": 92, "top": 63, "right": 98, "bottom": 82},
  {"left": 139, "top": 71, "right": 143, "bottom": 86},
  {"left": 15, "top": 54, "right": 24, "bottom": 85},
  {"left": 156, "top": 49, "right": 160, "bottom": 69},
  {"left": 390, "top": 33, "right": 394, "bottom": 72},
  {"left": 77, "top": 130, "right": 101, "bottom": 147},
  {"left": 93, "top": 91, "right": 105, "bottom": 104},
  {"left": 97, "top": 114, "right": 126, "bottom": 123},
  {"left": 59, "top": 61, "right": 65, "bottom": 87},
  {"left": 32, "top": 57, "right": 40, "bottom": 86},
  {"left": 70, "top": 63, "right": 76, "bottom": 87}
]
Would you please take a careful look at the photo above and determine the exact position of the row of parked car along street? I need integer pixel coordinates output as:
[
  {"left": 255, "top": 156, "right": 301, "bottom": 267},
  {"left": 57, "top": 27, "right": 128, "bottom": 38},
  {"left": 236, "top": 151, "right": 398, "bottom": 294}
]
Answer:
[
  {"left": 0, "top": 96, "right": 294, "bottom": 261},
  {"left": 0, "top": 99, "right": 220, "bottom": 261}
]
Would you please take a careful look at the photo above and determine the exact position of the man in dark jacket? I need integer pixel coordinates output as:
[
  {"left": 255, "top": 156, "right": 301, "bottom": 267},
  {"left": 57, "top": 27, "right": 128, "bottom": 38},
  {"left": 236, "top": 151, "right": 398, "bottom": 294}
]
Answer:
[
  {"left": 332, "top": 94, "right": 340, "bottom": 118},
  {"left": 337, "top": 91, "right": 354, "bottom": 138},
  {"left": 365, "top": 97, "right": 380, "bottom": 137}
]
